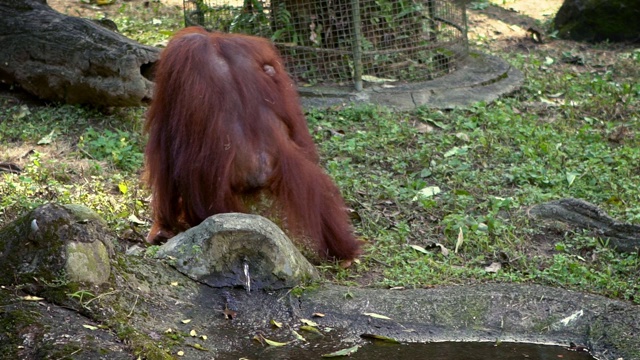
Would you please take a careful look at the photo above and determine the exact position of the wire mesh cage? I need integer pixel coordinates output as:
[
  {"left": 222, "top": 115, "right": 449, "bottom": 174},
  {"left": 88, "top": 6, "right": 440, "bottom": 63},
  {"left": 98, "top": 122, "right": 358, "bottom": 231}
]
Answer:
[{"left": 183, "top": 0, "right": 468, "bottom": 89}]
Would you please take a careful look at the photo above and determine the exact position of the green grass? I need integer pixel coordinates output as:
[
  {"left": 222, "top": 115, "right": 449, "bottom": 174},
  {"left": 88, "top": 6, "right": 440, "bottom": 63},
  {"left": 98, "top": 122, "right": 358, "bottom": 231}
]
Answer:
[{"left": 0, "top": 3, "right": 638, "bottom": 304}]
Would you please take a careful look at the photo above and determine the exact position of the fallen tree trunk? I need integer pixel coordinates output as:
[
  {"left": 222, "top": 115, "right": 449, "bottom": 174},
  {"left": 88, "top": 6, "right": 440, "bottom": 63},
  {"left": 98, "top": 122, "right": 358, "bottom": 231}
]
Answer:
[
  {"left": 529, "top": 198, "right": 640, "bottom": 253},
  {"left": 0, "top": 0, "right": 160, "bottom": 107}
]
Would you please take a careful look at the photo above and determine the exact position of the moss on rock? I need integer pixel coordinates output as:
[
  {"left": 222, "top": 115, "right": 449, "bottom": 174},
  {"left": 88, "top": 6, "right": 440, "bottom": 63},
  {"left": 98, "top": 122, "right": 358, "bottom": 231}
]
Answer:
[{"left": 0, "top": 203, "right": 114, "bottom": 288}]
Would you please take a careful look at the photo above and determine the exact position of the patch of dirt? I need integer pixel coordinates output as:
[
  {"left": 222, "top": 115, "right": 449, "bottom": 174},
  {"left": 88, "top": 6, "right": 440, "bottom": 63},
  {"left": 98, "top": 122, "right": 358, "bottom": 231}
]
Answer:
[
  {"left": 47, "top": 0, "right": 183, "bottom": 18},
  {"left": 467, "top": 0, "right": 563, "bottom": 50},
  {"left": 493, "top": 0, "right": 562, "bottom": 19},
  {"left": 529, "top": 227, "right": 566, "bottom": 257}
]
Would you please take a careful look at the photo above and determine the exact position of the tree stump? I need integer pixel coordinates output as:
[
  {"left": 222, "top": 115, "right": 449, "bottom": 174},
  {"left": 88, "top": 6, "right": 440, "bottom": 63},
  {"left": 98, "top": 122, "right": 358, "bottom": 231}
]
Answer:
[{"left": 0, "top": 0, "right": 160, "bottom": 107}]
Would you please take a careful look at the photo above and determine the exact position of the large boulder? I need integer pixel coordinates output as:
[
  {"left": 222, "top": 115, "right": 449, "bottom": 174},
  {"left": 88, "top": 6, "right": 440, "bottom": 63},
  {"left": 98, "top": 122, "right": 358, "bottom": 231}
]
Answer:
[
  {"left": 554, "top": 0, "right": 640, "bottom": 42},
  {"left": 155, "top": 213, "right": 320, "bottom": 290},
  {"left": 0, "top": 204, "right": 114, "bottom": 289}
]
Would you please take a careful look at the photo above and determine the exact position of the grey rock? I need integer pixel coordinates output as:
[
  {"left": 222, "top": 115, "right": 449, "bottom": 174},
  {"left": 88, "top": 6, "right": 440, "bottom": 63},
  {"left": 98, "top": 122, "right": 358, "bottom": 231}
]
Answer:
[
  {"left": 0, "top": 203, "right": 114, "bottom": 286},
  {"left": 155, "top": 213, "right": 319, "bottom": 290},
  {"left": 554, "top": 0, "right": 640, "bottom": 42}
]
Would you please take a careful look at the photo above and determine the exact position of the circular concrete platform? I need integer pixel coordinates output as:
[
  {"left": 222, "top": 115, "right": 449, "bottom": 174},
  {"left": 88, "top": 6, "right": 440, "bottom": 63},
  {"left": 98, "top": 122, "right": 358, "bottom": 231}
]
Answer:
[{"left": 299, "top": 52, "right": 524, "bottom": 110}]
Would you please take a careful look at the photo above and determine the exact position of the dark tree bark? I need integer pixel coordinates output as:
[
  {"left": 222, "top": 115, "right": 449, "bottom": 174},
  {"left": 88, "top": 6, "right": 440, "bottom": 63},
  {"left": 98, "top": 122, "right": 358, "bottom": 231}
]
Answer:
[{"left": 0, "top": 0, "right": 160, "bottom": 107}]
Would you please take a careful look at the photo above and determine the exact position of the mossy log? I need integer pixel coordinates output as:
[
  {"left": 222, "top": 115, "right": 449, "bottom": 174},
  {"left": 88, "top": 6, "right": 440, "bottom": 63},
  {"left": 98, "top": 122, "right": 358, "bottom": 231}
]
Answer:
[
  {"left": 0, "top": 0, "right": 159, "bottom": 106},
  {"left": 529, "top": 198, "right": 640, "bottom": 253}
]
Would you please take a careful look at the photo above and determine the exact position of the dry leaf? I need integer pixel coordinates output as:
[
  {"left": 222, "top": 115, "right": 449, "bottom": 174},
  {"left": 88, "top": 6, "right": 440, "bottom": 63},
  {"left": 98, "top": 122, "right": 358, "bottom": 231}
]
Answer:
[
  {"left": 300, "top": 319, "right": 318, "bottom": 327},
  {"left": 363, "top": 312, "right": 392, "bottom": 320},
  {"left": 455, "top": 228, "right": 464, "bottom": 253},
  {"left": 415, "top": 123, "right": 434, "bottom": 133},
  {"left": 291, "top": 329, "right": 307, "bottom": 342},
  {"left": 455, "top": 132, "right": 470, "bottom": 142},
  {"left": 264, "top": 338, "right": 289, "bottom": 346},
  {"left": 435, "top": 243, "right": 450, "bottom": 256},
  {"left": 484, "top": 262, "right": 502, "bottom": 273},
  {"left": 300, "top": 325, "right": 323, "bottom": 336},
  {"left": 412, "top": 186, "right": 442, "bottom": 201},
  {"left": 362, "top": 75, "right": 396, "bottom": 83},
  {"left": 321, "top": 345, "right": 360, "bottom": 357},
  {"left": 190, "top": 343, "right": 208, "bottom": 351},
  {"left": 409, "top": 244, "right": 429, "bottom": 254},
  {"left": 361, "top": 333, "right": 400, "bottom": 343}
]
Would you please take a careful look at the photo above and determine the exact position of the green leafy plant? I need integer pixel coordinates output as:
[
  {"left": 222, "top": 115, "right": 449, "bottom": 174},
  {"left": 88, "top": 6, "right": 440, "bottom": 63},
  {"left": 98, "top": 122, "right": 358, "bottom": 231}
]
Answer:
[
  {"left": 468, "top": 0, "right": 490, "bottom": 10},
  {"left": 271, "top": 3, "right": 299, "bottom": 44},
  {"left": 78, "top": 127, "right": 143, "bottom": 172}
]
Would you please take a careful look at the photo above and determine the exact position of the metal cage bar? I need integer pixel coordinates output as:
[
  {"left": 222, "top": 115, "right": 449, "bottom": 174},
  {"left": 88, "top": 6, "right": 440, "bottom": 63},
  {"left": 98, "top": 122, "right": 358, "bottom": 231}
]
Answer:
[{"left": 183, "top": 0, "right": 468, "bottom": 90}]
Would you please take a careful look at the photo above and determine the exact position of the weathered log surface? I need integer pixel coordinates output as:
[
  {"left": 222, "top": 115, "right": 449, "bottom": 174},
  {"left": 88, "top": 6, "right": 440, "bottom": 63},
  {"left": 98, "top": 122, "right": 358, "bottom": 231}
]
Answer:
[
  {"left": 0, "top": 0, "right": 159, "bottom": 106},
  {"left": 529, "top": 198, "right": 640, "bottom": 252}
]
